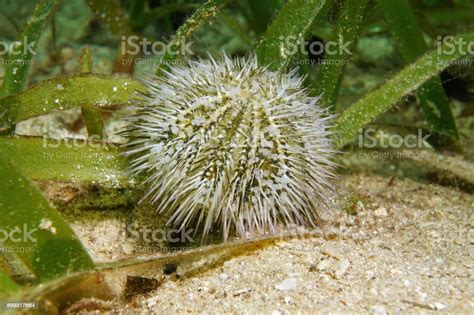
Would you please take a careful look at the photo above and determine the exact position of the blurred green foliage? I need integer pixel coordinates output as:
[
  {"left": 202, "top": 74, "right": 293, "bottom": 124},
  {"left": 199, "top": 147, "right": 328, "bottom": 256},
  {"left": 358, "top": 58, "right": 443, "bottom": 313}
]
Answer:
[
  {"left": 0, "top": 154, "right": 94, "bottom": 283},
  {"left": 0, "top": 0, "right": 473, "bottom": 300}
]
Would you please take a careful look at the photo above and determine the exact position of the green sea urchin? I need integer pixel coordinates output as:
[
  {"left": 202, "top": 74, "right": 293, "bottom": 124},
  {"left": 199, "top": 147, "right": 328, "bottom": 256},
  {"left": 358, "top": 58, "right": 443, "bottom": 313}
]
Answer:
[{"left": 123, "top": 55, "right": 336, "bottom": 241}]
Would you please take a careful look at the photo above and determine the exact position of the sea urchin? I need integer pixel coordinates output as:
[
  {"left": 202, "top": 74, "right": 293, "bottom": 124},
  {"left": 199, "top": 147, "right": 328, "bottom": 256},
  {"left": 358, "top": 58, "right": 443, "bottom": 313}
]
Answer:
[{"left": 123, "top": 55, "right": 336, "bottom": 241}]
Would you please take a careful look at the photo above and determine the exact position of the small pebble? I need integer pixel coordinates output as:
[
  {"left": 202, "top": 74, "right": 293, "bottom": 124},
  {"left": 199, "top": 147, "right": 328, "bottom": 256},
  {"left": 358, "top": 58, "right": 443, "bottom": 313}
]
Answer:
[
  {"left": 374, "top": 207, "right": 388, "bottom": 217},
  {"left": 371, "top": 305, "right": 387, "bottom": 315},
  {"left": 430, "top": 302, "right": 446, "bottom": 310},
  {"left": 335, "top": 259, "right": 350, "bottom": 279},
  {"left": 219, "top": 273, "right": 229, "bottom": 281},
  {"left": 275, "top": 278, "right": 297, "bottom": 291},
  {"left": 233, "top": 288, "right": 251, "bottom": 296},
  {"left": 366, "top": 270, "right": 375, "bottom": 279},
  {"left": 317, "top": 259, "right": 331, "bottom": 271}
]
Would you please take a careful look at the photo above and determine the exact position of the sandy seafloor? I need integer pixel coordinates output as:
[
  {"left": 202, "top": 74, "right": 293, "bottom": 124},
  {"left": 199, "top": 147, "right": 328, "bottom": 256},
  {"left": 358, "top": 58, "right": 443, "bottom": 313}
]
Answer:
[{"left": 62, "top": 173, "right": 473, "bottom": 314}]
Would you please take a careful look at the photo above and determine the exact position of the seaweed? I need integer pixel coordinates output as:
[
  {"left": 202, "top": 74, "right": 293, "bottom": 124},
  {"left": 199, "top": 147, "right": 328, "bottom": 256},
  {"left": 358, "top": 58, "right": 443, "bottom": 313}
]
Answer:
[{"left": 0, "top": 0, "right": 472, "bottom": 305}]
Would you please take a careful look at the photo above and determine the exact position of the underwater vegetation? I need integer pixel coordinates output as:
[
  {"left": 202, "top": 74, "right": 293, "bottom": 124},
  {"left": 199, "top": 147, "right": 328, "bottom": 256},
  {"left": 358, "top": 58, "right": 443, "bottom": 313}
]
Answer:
[{"left": 0, "top": 0, "right": 473, "bottom": 313}]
